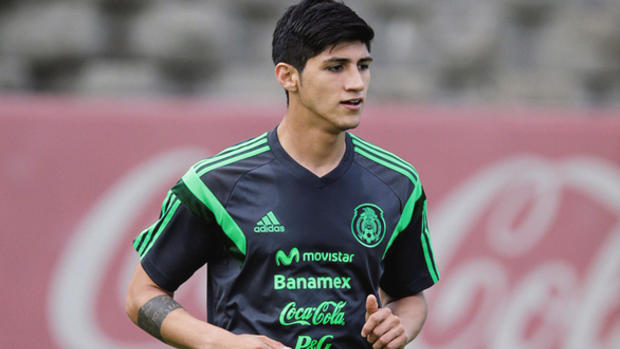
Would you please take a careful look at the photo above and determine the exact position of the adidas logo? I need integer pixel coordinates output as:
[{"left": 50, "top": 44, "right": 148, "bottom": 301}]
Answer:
[{"left": 254, "top": 211, "right": 285, "bottom": 233}]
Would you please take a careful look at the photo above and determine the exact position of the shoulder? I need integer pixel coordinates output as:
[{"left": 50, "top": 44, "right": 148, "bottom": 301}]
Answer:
[
  {"left": 192, "top": 132, "right": 273, "bottom": 178},
  {"left": 176, "top": 132, "right": 275, "bottom": 204},
  {"left": 349, "top": 133, "right": 423, "bottom": 203}
]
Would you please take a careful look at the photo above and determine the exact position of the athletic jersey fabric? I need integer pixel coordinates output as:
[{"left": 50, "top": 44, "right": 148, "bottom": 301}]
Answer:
[{"left": 133, "top": 127, "right": 439, "bottom": 348}]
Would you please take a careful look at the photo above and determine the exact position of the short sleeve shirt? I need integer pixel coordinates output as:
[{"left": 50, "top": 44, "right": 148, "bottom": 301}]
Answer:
[{"left": 133, "top": 128, "right": 439, "bottom": 348}]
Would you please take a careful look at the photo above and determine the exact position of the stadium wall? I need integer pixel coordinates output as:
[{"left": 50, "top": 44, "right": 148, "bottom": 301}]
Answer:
[{"left": 1, "top": 96, "right": 619, "bottom": 349}]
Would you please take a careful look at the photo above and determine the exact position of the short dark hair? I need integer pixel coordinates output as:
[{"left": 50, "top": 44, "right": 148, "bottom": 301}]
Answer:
[{"left": 272, "top": 0, "right": 374, "bottom": 72}]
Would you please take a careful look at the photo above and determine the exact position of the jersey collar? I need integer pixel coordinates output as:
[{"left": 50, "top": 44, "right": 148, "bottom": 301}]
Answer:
[{"left": 268, "top": 126, "right": 354, "bottom": 187}]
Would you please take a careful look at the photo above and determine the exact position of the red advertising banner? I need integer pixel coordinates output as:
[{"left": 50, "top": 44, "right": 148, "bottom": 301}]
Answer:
[{"left": 1, "top": 96, "right": 619, "bottom": 349}]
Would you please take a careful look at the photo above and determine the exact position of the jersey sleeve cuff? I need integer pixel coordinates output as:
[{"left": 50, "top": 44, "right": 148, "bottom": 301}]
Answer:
[{"left": 381, "top": 275, "right": 437, "bottom": 299}]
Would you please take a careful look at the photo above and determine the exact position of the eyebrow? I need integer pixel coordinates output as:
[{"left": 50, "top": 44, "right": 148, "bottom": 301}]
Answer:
[{"left": 323, "top": 56, "right": 374, "bottom": 64}]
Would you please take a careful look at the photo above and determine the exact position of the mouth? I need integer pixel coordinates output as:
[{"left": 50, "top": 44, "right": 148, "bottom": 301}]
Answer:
[{"left": 340, "top": 98, "right": 363, "bottom": 107}]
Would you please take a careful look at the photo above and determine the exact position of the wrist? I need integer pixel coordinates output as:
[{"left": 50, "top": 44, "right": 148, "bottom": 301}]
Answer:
[{"left": 197, "top": 326, "right": 237, "bottom": 349}]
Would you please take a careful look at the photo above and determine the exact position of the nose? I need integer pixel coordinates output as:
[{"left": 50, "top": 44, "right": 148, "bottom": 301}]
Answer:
[{"left": 344, "top": 68, "right": 365, "bottom": 92}]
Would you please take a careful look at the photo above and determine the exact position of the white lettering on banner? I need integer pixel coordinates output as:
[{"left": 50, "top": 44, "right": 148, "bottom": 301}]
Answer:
[
  {"left": 484, "top": 166, "right": 560, "bottom": 256},
  {"left": 411, "top": 156, "right": 620, "bottom": 349},
  {"left": 566, "top": 228, "right": 620, "bottom": 349},
  {"left": 48, "top": 148, "right": 207, "bottom": 349},
  {"left": 428, "top": 259, "right": 509, "bottom": 345},
  {"left": 492, "top": 261, "right": 578, "bottom": 349}
]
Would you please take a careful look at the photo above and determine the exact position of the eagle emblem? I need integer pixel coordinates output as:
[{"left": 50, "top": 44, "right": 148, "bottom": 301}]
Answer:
[{"left": 351, "top": 203, "right": 386, "bottom": 247}]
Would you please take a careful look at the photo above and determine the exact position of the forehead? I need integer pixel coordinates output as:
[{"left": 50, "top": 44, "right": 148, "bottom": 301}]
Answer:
[{"left": 312, "top": 41, "right": 370, "bottom": 62}]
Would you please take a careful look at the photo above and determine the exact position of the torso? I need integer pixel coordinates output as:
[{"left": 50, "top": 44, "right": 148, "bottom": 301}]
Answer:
[{"left": 205, "top": 129, "right": 407, "bottom": 348}]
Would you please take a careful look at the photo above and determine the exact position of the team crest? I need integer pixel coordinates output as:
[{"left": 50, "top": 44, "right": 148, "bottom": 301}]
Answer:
[{"left": 351, "top": 203, "right": 386, "bottom": 248}]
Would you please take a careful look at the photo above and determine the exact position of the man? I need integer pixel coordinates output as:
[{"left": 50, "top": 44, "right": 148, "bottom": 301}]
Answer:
[{"left": 125, "top": 1, "right": 439, "bottom": 348}]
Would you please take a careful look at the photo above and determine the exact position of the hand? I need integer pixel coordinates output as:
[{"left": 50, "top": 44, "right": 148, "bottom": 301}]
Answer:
[
  {"left": 361, "top": 294, "right": 408, "bottom": 349},
  {"left": 228, "top": 334, "right": 291, "bottom": 349}
]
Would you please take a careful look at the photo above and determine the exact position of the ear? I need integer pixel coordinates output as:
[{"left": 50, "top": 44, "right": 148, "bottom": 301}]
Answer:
[{"left": 275, "top": 63, "right": 299, "bottom": 93}]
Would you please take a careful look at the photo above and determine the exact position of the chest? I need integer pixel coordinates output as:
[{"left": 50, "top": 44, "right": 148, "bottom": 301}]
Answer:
[{"left": 224, "top": 172, "right": 402, "bottom": 271}]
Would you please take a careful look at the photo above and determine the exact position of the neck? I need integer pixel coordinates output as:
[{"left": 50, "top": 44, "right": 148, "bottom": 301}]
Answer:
[{"left": 277, "top": 111, "right": 347, "bottom": 178}]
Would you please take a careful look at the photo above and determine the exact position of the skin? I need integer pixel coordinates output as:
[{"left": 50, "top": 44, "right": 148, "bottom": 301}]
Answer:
[
  {"left": 274, "top": 41, "right": 372, "bottom": 176},
  {"left": 362, "top": 291, "right": 428, "bottom": 349},
  {"left": 125, "top": 40, "right": 428, "bottom": 349},
  {"left": 126, "top": 263, "right": 291, "bottom": 349}
]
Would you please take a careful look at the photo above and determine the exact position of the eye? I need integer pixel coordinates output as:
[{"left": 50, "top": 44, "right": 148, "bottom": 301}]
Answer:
[
  {"left": 358, "top": 63, "right": 370, "bottom": 71},
  {"left": 327, "top": 65, "right": 343, "bottom": 72}
]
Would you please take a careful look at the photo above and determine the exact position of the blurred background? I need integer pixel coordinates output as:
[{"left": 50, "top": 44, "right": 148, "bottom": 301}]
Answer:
[
  {"left": 0, "top": 0, "right": 619, "bottom": 106},
  {"left": 1, "top": 1, "right": 619, "bottom": 349}
]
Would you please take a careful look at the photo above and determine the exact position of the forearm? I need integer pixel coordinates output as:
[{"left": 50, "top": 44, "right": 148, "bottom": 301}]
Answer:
[
  {"left": 125, "top": 265, "right": 234, "bottom": 349},
  {"left": 134, "top": 295, "right": 234, "bottom": 349},
  {"left": 383, "top": 291, "right": 428, "bottom": 343}
]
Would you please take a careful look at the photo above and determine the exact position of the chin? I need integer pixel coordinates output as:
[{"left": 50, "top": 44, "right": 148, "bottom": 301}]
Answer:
[{"left": 339, "top": 118, "right": 361, "bottom": 131}]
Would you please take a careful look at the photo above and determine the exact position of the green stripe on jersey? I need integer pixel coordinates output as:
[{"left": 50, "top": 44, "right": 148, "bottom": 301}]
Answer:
[
  {"left": 194, "top": 136, "right": 268, "bottom": 173},
  {"left": 351, "top": 136, "right": 419, "bottom": 182},
  {"left": 174, "top": 142, "right": 270, "bottom": 257},
  {"left": 140, "top": 198, "right": 181, "bottom": 259},
  {"left": 421, "top": 201, "right": 439, "bottom": 281},
  {"left": 215, "top": 132, "right": 268, "bottom": 156},
  {"left": 134, "top": 191, "right": 175, "bottom": 253},
  {"left": 197, "top": 146, "right": 270, "bottom": 177},
  {"left": 181, "top": 168, "right": 247, "bottom": 256},
  {"left": 381, "top": 185, "right": 423, "bottom": 259},
  {"left": 133, "top": 226, "right": 151, "bottom": 251},
  {"left": 421, "top": 230, "right": 439, "bottom": 283},
  {"left": 350, "top": 134, "right": 418, "bottom": 173},
  {"left": 354, "top": 146, "right": 418, "bottom": 186},
  {"left": 160, "top": 190, "right": 173, "bottom": 215}
]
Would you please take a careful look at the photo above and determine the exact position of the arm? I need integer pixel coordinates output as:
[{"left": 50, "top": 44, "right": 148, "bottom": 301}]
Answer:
[
  {"left": 361, "top": 289, "right": 428, "bottom": 349},
  {"left": 125, "top": 262, "right": 290, "bottom": 349},
  {"left": 381, "top": 289, "right": 427, "bottom": 342}
]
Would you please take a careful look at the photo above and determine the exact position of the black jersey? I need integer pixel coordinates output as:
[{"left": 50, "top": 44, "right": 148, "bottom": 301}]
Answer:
[{"left": 133, "top": 128, "right": 439, "bottom": 348}]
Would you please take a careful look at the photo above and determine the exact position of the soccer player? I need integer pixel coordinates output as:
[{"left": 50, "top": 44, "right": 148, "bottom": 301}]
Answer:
[{"left": 125, "top": 0, "right": 439, "bottom": 348}]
